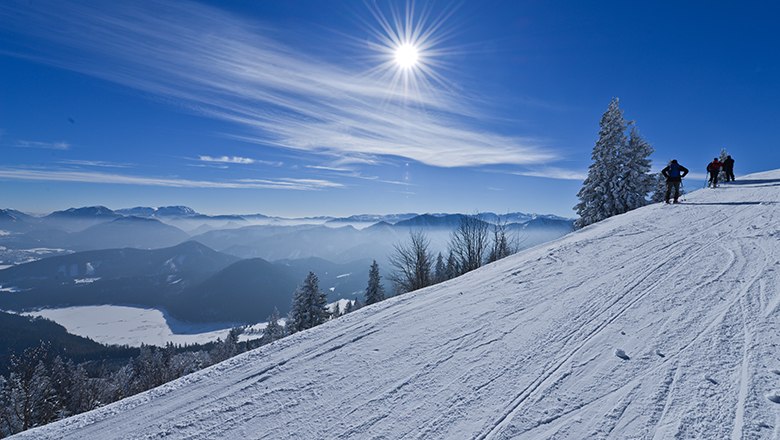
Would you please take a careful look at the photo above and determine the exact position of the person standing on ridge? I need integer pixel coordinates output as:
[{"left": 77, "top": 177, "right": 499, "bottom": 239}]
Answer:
[
  {"left": 723, "top": 155, "right": 735, "bottom": 182},
  {"left": 707, "top": 157, "right": 723, "bottom": 187},
  {"left": 661, "top": 159, "right": 689, "bottom": 204}
]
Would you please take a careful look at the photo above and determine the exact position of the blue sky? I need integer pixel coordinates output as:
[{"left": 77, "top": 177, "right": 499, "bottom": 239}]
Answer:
[{"left": 1, "top": 0, "right": 778, "bottom": 217}]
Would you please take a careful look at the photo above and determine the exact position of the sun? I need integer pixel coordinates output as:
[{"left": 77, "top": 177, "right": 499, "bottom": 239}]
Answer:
[
  {"left": 360, "top": 1, "right": 455, "bottom": 102},
  {"left": 394, "top": 43, "right": 420, "bottom": 69}
]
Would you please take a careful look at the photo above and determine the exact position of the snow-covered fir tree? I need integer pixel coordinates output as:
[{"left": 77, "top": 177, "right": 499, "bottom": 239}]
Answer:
[
  {"left": 617, "top": 126, "right": 654, "bottom": 211},
  {"left": 288, "top": 272, "right": 329, "bottom": 333},
  {"left": 575, "top": 98, "right": 628, "bottom": 228},
  {"left": 364, "top": 260, "right": 385, "bottom": 305},
  {"left": 651, "top": 171, "right": 668, "bottom": 203},
  {"left": 331, "top": 302, "right": 342, "bottom": 319},
  {"left": 718, "top": 147, "right": 729, "bottom": 182},
  {"left": 262, "top": 307, "right": 285, "bottom": 344},
  {"left": 0, "top": 349, "right": 59, "bottom": 434},
  {"left": 575, "top": 98, "right": 654, "bottom": 228}
]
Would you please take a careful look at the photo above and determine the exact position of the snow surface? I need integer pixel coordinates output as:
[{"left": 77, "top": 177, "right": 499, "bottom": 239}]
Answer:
[
  {"left": 23, "top": 305, "right": 241, "bottom": 347},
  {"left": 13, "top": 171, "right": 780, "bottom": 439}
]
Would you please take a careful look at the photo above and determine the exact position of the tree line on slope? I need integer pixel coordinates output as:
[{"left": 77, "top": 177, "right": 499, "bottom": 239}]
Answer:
[{"left": 0, "top": 327, "right": 267, "bottom": 437}]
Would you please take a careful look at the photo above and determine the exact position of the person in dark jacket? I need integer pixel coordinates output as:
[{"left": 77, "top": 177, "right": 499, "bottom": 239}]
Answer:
[
  {"left": 706, "top": 158, "right": 723, "bottom": 187},
  {"left": 723, "top": 155, "right": 735, "bottom": 182},
  {"left": 661, "top": 159, "right": 689, "bottom": 204}
]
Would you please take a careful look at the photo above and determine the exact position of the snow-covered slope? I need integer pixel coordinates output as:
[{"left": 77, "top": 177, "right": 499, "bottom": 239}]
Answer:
[{"left": 14, "top": 171, "right": 780, "bottom": 439}]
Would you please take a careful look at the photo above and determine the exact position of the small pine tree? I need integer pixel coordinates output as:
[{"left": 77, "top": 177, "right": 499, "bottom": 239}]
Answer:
[
  {"left": 364, "top": 260, "right": 385, "bottom": 305},
  {"left": 262, "top": 308, "right": 285, "bottom": 344},
  {"left": 344, "top": 300, "right": 354, "bottom": 314},
  {"left": 434, "top": 252, "right": 446, "bottom": 283},
  {"left": 445, "top": 251, "right": 458, "bottom": 280},
  {"left": 288, "top": 272, "right": 329, "bottom": 333},
  {"left": 212, "top": 328, "right": 240, "bottom": 363}
]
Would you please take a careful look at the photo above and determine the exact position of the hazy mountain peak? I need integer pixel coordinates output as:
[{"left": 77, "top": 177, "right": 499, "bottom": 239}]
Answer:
[{"left": 47, "top": 206, "right": 118, "bottom": 218}]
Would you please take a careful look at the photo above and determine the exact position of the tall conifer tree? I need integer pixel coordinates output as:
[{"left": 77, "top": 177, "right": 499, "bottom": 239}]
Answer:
[
  {"left": 365, "top": 260, "right": 385, "bottom": 305},
  {"left": 575, "top": 99, "right": 653, "bottom": 227}
]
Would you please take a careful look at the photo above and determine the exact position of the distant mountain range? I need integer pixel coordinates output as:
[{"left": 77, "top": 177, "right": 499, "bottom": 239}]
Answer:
[
  {"left": 0, "top": 241, "right": 375, "bottom": 323},
  {"left": 0, "top": 205, "right": 574, "bottom": 323},
  {"left": 190, "top": 214, "right": 575, "bottom": 263},
  {"left": 0, "top": 205, "right": 573, "bottom": 263},
  {"left": 1, "top": 205, "right": 571, "bottom": 232}
]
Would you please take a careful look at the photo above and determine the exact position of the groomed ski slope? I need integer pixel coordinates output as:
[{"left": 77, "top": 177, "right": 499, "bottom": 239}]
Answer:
[{"left": 14, "top": 171, "right": 780, "bottom": 439}]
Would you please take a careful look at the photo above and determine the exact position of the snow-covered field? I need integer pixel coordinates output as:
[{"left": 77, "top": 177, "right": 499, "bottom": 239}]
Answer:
[
  {"left": 24, "top": 305, "right": 241, "bottom": 347},
  {"left": 14, "top": 171, "right": 780, "bottom": 439}
]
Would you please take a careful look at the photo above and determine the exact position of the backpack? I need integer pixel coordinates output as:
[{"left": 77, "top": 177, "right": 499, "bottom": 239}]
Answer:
[
  {"left": 668, "top": 163, "right": 681, "bottom": 179},
  {"left": 707, "top": 161, "right": 721, "bottom": 172}
]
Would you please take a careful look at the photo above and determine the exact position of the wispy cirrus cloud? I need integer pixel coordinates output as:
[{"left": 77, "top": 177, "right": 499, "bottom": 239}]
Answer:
[
  {"left": 304, "top": 164, "right": 413, "bottom": 186},
  {"left": 199, "top": 155, "right": 256, "bottom": 165},
  {"left": 59, "top": 159, "right": 134, "bottom": 168},
  {"left": 510, "top": 167, "right": 587, "bottom": 181},
  {"left": 0, "top": 1, "right": 555, "bottom": 168},
  {"left": 305, "top": 165, "right": 354, "bottom": 173},
  {"left": 0, "top": 167, "right": 342, "bottom": 191},
  {"left": 15, "top": 140, "right": 70, "bottom": 150}
]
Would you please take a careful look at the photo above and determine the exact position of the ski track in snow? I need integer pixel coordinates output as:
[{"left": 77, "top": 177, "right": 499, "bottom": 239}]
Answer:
[{"left": 12, "top": 171, "right": 780, "bottom": 440}]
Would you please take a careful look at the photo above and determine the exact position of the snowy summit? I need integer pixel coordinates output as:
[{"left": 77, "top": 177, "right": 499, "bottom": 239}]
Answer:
[{"left": 14, "top": 171, "right": 780, "bottom": 439}]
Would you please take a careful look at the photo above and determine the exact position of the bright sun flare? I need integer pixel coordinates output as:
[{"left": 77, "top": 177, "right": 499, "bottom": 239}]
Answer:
[{"left": 394, "top": 43, "right": 419, "bottom": 69}]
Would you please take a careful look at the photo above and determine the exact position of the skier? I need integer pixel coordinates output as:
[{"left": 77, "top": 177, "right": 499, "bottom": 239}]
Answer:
[
  {"left": 723, "top": 155, "right": 735, "bottom": 182},
  {"left": 661, "top": 159, "right": 689, "bottom": 204},
  {"left": 706, "top": 158, "right": 723, "bottom": 187}
]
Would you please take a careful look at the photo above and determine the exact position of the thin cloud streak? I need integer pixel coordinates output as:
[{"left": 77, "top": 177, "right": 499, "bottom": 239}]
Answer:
[
  {"left": 305, "top": 165, "right": 354, "bottom": 173},
  {"left": 510, "top": 167, "right": 587, "bottom": 181},
  {"left": 0, "top": 1, "right": 555, "bottom": 168},
  {"left": 59, "top": 159, "right": 134, "bottom": 168},
  {"left": 15, "top": 140, "right": 70, "bottom": 150},
  {"left": 0, "top": 167, "right": 343, "bottom": 191},
  {"left": 199, "top": 155, "right": 256, "bottom": 165}
]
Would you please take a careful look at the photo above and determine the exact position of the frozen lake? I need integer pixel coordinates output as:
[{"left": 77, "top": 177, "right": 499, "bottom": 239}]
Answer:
[{"left": 24, "top": 305, "right": 249, "bottom": 347}]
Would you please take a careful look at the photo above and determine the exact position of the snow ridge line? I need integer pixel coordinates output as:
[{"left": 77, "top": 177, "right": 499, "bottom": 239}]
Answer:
[{"left": 476, "top": 214, "right": 737, "bottom": 439}]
